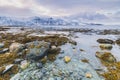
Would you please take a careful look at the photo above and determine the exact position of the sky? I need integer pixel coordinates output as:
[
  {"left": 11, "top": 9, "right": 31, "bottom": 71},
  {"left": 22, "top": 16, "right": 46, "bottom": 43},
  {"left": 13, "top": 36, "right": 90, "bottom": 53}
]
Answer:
[{"left": 0, "top": 0, "right": 120, "bottom": 19}]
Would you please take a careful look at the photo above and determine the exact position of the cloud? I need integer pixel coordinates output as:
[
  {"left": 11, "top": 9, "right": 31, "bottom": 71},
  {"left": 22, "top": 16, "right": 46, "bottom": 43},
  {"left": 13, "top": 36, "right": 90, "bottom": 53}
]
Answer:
[{"left": 0, "top": 0, "right": 120, "bottom": 18}]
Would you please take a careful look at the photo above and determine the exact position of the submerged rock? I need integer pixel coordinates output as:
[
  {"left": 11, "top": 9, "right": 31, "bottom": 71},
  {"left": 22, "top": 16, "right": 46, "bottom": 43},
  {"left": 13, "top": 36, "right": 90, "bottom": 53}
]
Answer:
[
  {"left": 97, "top": 39, "right": 114, "bottom": 44},
  {"left": 85, "top": 72, "right": 92, "bottom": 78},
  {"left": 64, "top": 56, "right": 71, "bottom": 63},
  {"left": 26, "top": 41, "right": 50, "bottom": 61}
]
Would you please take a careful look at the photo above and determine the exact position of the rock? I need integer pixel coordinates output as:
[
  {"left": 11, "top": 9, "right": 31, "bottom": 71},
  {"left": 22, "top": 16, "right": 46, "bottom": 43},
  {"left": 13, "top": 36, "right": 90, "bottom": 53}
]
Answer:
[
  {"left": 14, "top": 59, "right": 23, "bottom": 64},
  {"left": 2, "top": 64, "right": 14, "bottom": 74},
  {"left": 51, "top": 45, "right": 57, "bottom": 49},
  {"left": 97, "top": 39, "right": 114, "bottom": 44},
  {"left": 0, "top": 43, "right": 4, "bottom": 48},
  {"left": 36, "top": 63, "right": 43, "bottom": 68},
  {"left": 0, "top": 48, "right": 9, "bottom": 54},
  {"left": 80, "top": 49, "right": 85, "bottom": 52},
  {"left": 85, "top": 73, "right": 92, "bottom": 78},
  {"left": 26, "top": 41, "right": 50, "bottom": 61},
  {"left": 96, "top": 52, "right": 116, "bottom": 63},
  {"left": 20, "top": 60, "right": 29, "bottom": 70},
  {"left": 64, "top": 56, "right": 71, "bottom": 63},
  {"left": 9, "top": 43, "right": 25, "bottom": 53},
  {"left": 116, "top": 39, "right": 120, "bottom": 45},
  {"left": 99, "top": 44, "right": 112, "bottom": 50},
  {"left": 95, "top": 51, "right": 103, "bottom": 58}
]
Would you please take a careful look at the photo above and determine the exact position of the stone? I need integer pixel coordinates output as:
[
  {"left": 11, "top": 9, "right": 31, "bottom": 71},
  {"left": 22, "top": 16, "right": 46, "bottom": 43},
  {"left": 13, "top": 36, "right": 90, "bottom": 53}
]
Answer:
[
  {"left": 2, "top": 64, "right": 14, "bottom": 74},
  {"left": 36, "top": 63, "right": 43, "bottom": 68},
  {"left": 64, "top": 56, "right": 71, "bottom": 63},
  {"left": 85, "top": 73, "right": 92, "bottom": 78},
  {"left": 99, "top": 44, "right": 113, "bottom": 50},
  {"left": 116, "top": 39, "right": 120, "bottom": 45},
  {"left": 97, "top": 39, "right": 114, "bottom": 44},
  {"left": 14, "top": 59, "right": 23, "bottom": 64},
  {"left": 0, "top": 43, "right": 4, "bottom": 48},
  {"left": 20, "top": 60, "right": 29, "bottom": 70},
  {"left": 9, "top": 43, "right": 25, "bottom": 53},
  {"left": 96, "top": 52, "right": 116, "bottom": 63},
  {"left": 26, "top": 41, "right": 50, "bottom": 61},
  {"left": 95, "top": 51, "right": 103, "bottom": 58},
  {"left": 51, "top": 45, "right": 57, "bottom": 49},
  {"left": 80, "top": 49, "right": 85, "bottom": 52},
  {"left": 0, "top": 48, "right": 9, "bottom": 54}
]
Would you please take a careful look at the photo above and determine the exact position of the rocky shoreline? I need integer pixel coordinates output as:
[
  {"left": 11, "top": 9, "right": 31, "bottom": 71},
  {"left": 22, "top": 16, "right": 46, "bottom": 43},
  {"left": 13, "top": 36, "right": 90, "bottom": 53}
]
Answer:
[{"left": 0, "top": 27, "right": 120, "bottom": 80}]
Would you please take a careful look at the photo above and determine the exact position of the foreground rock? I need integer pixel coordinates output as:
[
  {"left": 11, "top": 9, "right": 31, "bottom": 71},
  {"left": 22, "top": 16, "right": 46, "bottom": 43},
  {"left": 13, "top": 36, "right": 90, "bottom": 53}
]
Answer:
[
  {"left": 26, "top": 41, "right": 50, "bottom": 61},
  {"left": 97, "top": 39, "right": 114, "bottom": 44}
]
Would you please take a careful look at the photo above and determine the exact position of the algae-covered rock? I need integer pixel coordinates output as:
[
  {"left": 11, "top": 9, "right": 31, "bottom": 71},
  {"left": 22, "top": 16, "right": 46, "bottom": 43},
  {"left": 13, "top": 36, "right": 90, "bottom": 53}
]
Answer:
[
  {"left": 97, "top": 39, "right": 114, "bottom": 44},
  {"left": 9, "top": 43, "right": 25, "bottom": 53},
  {"left": 96, "top": 52, "right": 116, "bottom": 63},
  {"left": 99, "top": 44, "right": 113, "bottom": 50}
]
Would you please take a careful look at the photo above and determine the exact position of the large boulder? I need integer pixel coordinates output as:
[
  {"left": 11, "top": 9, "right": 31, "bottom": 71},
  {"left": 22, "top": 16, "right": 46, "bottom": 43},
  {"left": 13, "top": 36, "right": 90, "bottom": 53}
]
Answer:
[
  {"left": 26, "top": 41, "right": 50, "bottom": 61},
  {"left": 97, "top": 39, "right": 114, "bottom": 44},
  {"left": 9, "top": 43, "right": 25, "bottom": 53}
]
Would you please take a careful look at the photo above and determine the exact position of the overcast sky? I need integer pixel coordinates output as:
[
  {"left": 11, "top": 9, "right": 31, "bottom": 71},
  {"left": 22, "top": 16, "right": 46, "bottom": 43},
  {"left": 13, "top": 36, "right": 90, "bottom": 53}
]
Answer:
[{"left": 0, "top": 0, "right": 120, "bottom": 18}]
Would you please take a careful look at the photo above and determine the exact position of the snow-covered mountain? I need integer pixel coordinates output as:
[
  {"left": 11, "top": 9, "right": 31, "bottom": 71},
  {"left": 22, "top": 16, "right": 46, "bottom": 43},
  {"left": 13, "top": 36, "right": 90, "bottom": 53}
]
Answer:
[
  {"left": 0, "top": 16, "right": 85, "bottom": 27},
  {"left": 0, "top": 16, "right": 105, "bottom": 27}
]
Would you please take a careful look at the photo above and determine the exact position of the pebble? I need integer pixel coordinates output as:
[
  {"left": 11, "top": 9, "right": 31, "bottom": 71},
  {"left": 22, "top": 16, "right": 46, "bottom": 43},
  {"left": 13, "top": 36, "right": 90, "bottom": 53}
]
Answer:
[{"left": 20, "top": 60, "right": 29, "bottom": 70}]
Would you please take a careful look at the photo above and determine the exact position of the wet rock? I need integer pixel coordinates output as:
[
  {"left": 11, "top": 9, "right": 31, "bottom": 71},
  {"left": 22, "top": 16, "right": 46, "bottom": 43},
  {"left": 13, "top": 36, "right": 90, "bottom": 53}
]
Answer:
[
  {"left": 2, "top": 64, "right": 14, "bottom": 74},
  {"left": 95, "top": 51, "right": 103, "bottom": 58},
  {"left": 0, "top": 48, "right": 9, "bottom": 54},
  {"left": 85, "top": 73, "right": 92, "bottom": 78},
  {"left": 64, "top": 56, "right": 71, "bottom": 63},
  {"left": 69, "top": 40, "right": 77, "bottom": 45},
  {"left": 96, "top": 52, "right": 116, "bottom": 63},
  {"left": 80, "top": 49, "right": 85, "bottom": 52},
  {"left": 97, "top": 39, "right": 114, "bottom": 44},
  {"left": 9, "top": 43, "right": 25, "bottom": 53},
  {"left": 20, "top": 60, "right": 29, "bottom": 70},
  {"left": 26, "top": 41, "right": 50, "bottom": 61},
  {"left": 99, "top": 44, "right": 112, "bottom": 50},
  {"left": 116, "top": 39, "right": 120, "bottom": 45}
]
